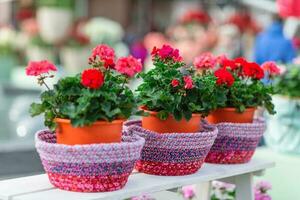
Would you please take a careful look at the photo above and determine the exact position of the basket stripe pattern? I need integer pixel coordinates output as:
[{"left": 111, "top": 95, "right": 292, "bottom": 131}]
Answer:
[
  {"left": 124, "top": 120, "right": 218, "bottom": 176},
  {"left": 205, "top": 119, "right": 266, "bottom": 164},
  {"left": 35, "top": 130, "right": 145, "bottom": 192}
]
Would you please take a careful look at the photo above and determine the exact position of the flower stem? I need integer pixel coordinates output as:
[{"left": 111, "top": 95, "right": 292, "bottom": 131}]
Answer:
[{"left": 42, "top": 79, "right": 51, "bottom": 91}]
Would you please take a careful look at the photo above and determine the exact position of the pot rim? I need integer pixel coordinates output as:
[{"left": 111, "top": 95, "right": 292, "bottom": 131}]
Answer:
[
  {"left": 55, "top": 118, "right": 125, "bottom": 124},
  {"left": 140, "top": 106, "right": 202, "bottom": 117},
  {"left": 215, "top": 107, "right": 256, "bottom": 112}
]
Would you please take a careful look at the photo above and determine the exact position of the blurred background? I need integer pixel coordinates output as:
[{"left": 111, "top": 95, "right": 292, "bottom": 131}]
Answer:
[{"left": 0, "top": 0, "right": 299, "bottom": 199}]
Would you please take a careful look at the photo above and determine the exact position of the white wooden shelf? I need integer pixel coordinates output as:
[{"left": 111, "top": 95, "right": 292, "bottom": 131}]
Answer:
[{"left": 0, "top": 158, "right": 274, "bottom": 200}]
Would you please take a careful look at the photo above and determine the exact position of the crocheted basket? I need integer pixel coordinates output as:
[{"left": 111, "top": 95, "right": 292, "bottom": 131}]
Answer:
[
  {"left": 35, "top": 130, "right": 145, "bottom": 192},
  {"left": 124, "top": 120, "right": 218, "bottom": 176},
  {"left": 205, "top": 119, "right": 266, "bottom": 164}
]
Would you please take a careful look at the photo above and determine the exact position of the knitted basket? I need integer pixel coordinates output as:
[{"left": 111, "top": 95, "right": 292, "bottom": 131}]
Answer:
[
  {"left": 124, "top": 120, "right": 218, "bottom": 176},
  {"left": 205, "top": 119, "right": 266, "bottom": 164},
  {"left": 35, "top": 130, "right": 145, "bottom": 192}
]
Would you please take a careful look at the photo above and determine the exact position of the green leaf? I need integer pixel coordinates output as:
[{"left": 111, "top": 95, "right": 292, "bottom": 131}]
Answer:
[
  {"left": 157, "top": 110, "right": 169, "bottom": 120},
  {"left": 29, "top": 103, "right": 44, "bottom": 117}
]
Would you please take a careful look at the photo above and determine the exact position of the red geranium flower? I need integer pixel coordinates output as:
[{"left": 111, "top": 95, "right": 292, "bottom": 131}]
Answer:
[
  {"left": 151, "top": 46, "right": 159, "bottom": 56},
  {"left": 25, "top": 60, "right": 57, "bottom": 76},
  {"left": 221, "top": 59, "right": 237, "bottom": 70},
  {"left": 261, "top": 61, "right": 280, "bottom": 76},
  {"left": 193, "top": 52, "right": 216, "bottom": 70},
  {"left": 243, "top": 62, "right": 264, "bottom": 79},
  {"left": 183, "top": 75, "right": 194, "bottom": 89},
  {"left": 214, "top": 68, "right": 235, "bottom": 87},
  {"left": 89, "top": 44, "right": 115, "bottom": 68},
  {"left": 234, "top": 57, "right": 248, "bottom": 68},
  {"left": 171, "top": 79, "right": 180, "bottom": 87},
  {"left": 81, "top": 68, "right": 104, "bottom": 89},
  {"left": 115, "top": 55, "right": 143, "bottom": 77}
]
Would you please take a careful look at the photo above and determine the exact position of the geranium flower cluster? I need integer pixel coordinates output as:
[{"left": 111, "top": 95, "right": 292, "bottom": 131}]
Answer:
[
  {"left": 83, "top": 44, "right": 142, "bottom": 89},
  {"left": 26, "top": 60, "right": 57, "bottom": 76},
  {"left": 216, "top": 57, "right": 265, "bottom": 87},
  {"left": 192, "top": 53, "right": 279, "bottom": 114},
  {"left": 25, "top": 44, "right": 142, "bottom": 91},
  {"left": 193, "top": 53, "right": 280, "bottom": 88},
  {"left": 151, "top": 44, "right": 183, "bottom": 62}
]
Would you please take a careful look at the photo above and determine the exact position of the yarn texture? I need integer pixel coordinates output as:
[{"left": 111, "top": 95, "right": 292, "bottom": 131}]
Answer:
[{"left": 35, "top": 130, "right": 145, "bottom": 192}]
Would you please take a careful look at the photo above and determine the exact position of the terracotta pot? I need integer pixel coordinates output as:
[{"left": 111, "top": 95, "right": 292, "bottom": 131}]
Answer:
[
  {"left": 55, "top": 118, "right": 124, "bottom": 145},
  {"left": 206, "top": 107, "right": 256, "bottom": 124},
  {"left": 141, "top": 107, "right": 202, "bottom": 133}
]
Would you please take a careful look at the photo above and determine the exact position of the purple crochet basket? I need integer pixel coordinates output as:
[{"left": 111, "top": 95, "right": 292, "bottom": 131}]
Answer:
[
  {"left": 35, "top": 130, "right": 145, "bottom": 192},
  {"left": 205, "top": 119, "right": 266, "bottom": 164},
  {"left": 124, "top": 120, "right": 218, "bottom": 176}
]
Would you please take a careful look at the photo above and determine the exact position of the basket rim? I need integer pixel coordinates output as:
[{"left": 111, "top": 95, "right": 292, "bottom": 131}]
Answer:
[{"left": 35, "top": 129, "right": 145, "bottom": 150}]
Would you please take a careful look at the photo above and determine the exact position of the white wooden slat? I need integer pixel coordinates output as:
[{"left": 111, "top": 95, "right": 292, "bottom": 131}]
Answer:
[
  {"left": 0, "top": 174, "right": 54, "bottom": 200},
  {"left": 10, "top": 158, "right": 274, "bottom": 200}
]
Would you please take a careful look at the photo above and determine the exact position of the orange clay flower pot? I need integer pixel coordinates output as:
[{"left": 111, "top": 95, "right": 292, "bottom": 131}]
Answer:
[
  {"left": 55, "top": 118, "right": 124, "bottom": 145},
  {"left": 206, "top": 107, "right": 256, "bottom": 124},
  {"left": 141, "top": 107, "right": 202, "bottom": 133}
]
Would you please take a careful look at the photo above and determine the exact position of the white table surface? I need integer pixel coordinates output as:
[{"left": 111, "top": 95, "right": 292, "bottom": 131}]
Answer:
[{"left": 0, "top": 158, "right": 274, "bottom": 200}]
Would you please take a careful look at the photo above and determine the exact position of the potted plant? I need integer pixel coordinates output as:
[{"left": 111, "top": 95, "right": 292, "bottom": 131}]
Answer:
[
  {"left": 27, "top": 44, "right": 142, "bottom": 145},
  {"left": 36, "top": 0, "right": 74, "bottom": 43},
  {"left": 265, "top": 63, "right": 300, "bottom": 153},
  {"left": 60, "top": 22, "right": 91, "bottom": 74},
  {"left": 26, "top": 35, "right": 56, "bottom": 62},
  {"left": 203, "top": 56, "right": 277, "bottom": 123},
  {"left": 0, "top": 27, "right": 17, "bottom": 83},
  {"left": 136, "top": 45, "right": 218, "bottom": 133}
]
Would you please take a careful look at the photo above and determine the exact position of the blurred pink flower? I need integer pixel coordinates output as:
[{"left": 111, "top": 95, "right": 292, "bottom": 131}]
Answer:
[
  {"left": 115, "top": 55, "right": 142, "bottom": 77},
  {"left": 193, "top": 52, "right": 216, "bottom": 69},
  {"left": 26, "top": 60, "right": 57, "bottom": 76},
  {"left": 21, "top": 18, "right": 39, "bottom": 36},
  {"left": 216, "top": 54, "right": 228, "bottom": 65},
  {"left": 182, "top": 185, "right": 196, "bottom": 199},
  {"left": 143, "top": 32, "right": 169, "bottom": 53},
  {"left": 255, "top": 191, "right": 272, "bottom": 200},
  {"left": 256, "top": 180, "right": 272, "bottom": 192},
  {"left": 261, "top": 61, "right": 280, "bottom": 76}
]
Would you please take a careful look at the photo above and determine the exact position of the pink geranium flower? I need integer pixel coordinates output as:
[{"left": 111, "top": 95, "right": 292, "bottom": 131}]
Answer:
[
  {"left": 261, "top": 61, "right": 280, "bottom": 76},
  {"left": 193, "top": 52, "right": 216, "bottom": 69},
  {"left": 183, "top": 75, "right": 194, "bottom": 89},
  {"left": 115, "top": 55, "right": 142, "bottom": 77},
  {"left": 152, "top": 45, "right": 183, "bottom": 62},
  {"left": 25, "top": 60, "right": 57, "bottom": 76},
  {"left": 89, "top": 44, "right": 115, "bottom": 68},
  {"left": 182, "top": 185, "right": 196, "bottom": 199}
]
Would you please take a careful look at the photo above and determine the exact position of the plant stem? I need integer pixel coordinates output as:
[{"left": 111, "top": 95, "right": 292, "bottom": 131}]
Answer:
[{"left": 42, "top": 79, "right": 51, "bottom": 91}]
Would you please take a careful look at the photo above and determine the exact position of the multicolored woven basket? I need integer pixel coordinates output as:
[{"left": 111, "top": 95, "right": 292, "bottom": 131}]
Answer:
[
  {"left": 205, "top": 119, "right": 266, "bottom": 164},
  {"left": 35, "top": 130, "right": 145, "bottom": 192},
  {"left": 124, "top": 120, "right": 218, "bottom": 176}
]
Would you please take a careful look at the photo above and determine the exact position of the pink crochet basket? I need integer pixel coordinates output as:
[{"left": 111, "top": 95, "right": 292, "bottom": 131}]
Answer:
[
  {"left": 205, "top": 119, "right": 266, "bottom": 164},
  {"left": 35, "top": 130, "right": 145, "bottom": 192},
  {"left": 124, "top": 120, "right": 218, "bottom": 176}
]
